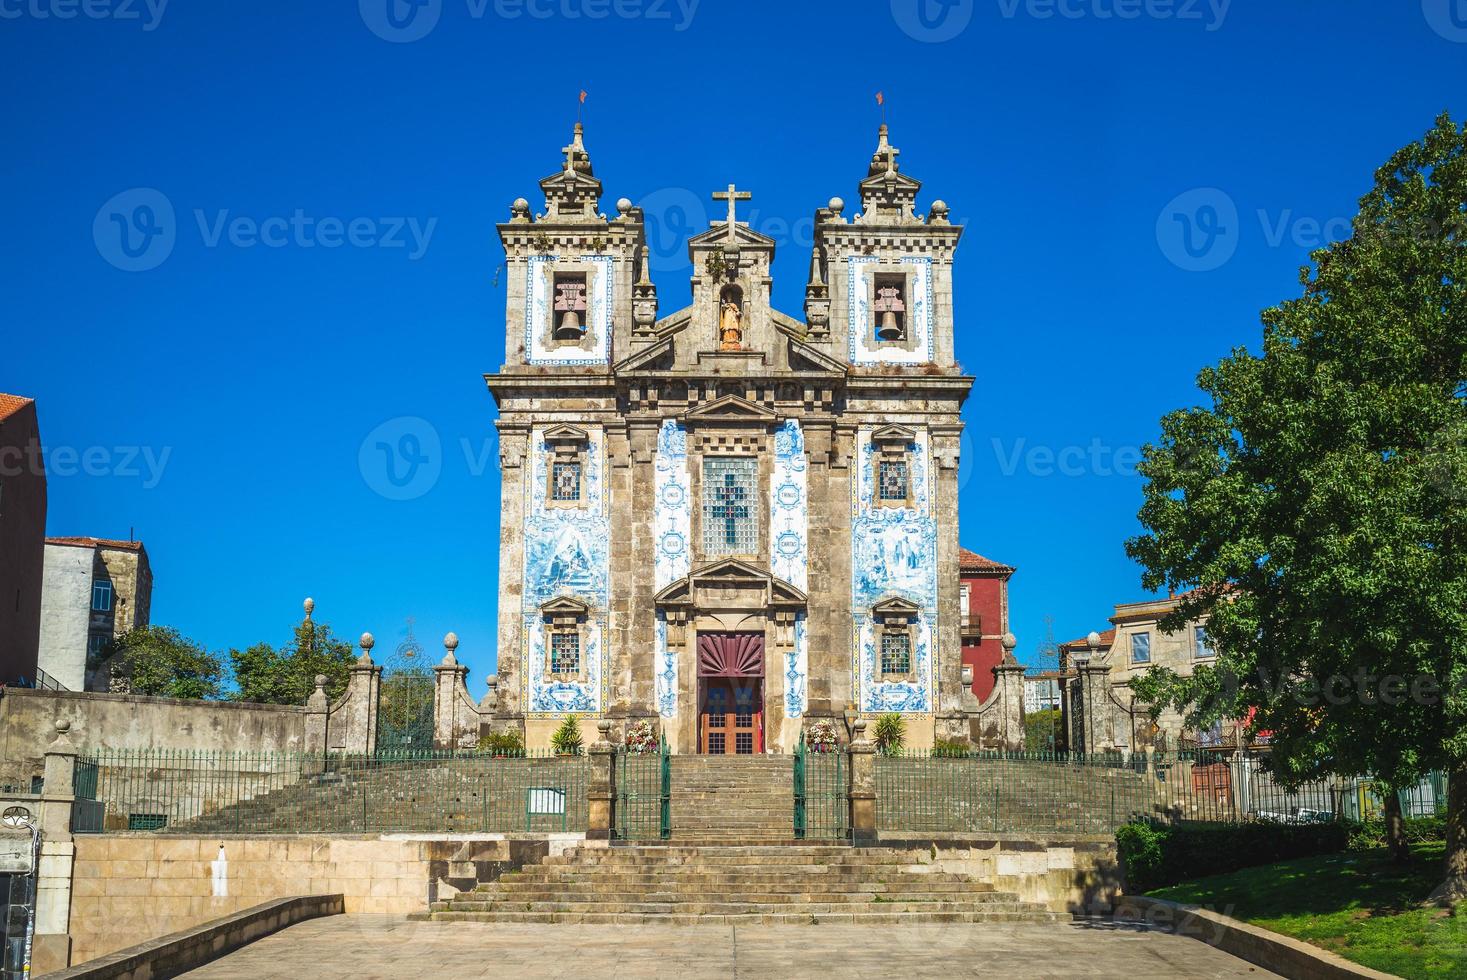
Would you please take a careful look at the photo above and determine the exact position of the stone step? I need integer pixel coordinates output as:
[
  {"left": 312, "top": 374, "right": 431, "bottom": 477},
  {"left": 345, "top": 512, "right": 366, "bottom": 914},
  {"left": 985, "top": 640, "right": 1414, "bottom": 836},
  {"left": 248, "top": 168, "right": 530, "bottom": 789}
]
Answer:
[
  {"left": 466, "top": 884, "right": 1000, "bottom": 901},
  {"left": 437, "top": 900, "right": 1034, "bottom": 916},
  {"left": 411, "top": 910, "right": 1061, "bottom": 925}
]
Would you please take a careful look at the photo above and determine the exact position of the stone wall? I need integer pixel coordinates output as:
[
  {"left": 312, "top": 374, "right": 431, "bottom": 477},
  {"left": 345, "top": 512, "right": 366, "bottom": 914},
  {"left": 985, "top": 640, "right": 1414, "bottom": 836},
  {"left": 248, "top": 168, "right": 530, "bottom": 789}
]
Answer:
[
  {"left": 876, "top": 833, "right": 1123, "bottom": 913},
  {"left": 0, "top": 688, "right": 306, "bottom": 789},
  {"left": 65, "top": 833, "right": 585, "bottom": 966},
  {"left": 36, "top": 544, "right": 92, "bottom": 691}
]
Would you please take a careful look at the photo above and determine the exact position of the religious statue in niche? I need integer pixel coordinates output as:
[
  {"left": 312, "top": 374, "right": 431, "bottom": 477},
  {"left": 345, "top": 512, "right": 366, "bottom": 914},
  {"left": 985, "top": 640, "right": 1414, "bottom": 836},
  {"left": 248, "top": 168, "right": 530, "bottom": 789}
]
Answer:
[{"left": 719, "top": 285, "right": 744, "bottom": 351}]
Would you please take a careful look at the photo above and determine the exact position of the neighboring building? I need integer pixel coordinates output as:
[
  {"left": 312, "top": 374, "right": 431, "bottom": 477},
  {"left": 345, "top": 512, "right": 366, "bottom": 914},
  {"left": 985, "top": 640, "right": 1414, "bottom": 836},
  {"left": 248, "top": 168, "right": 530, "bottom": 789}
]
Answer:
[
  {"left": 37, "top": 537, "right": 153, "bottom": 691},
  {"left": 0, "top": 394, "right": 47, "bottom": 686},
  {"left": 488, "top": 124, "right": 978, "bottom": 753},
  {"left": 1023, "top": 672, "right": 1063, "bottom": 714},
  {"left": 1059, "top": 592, "right": 1220, "bottom": 752},
  {"left": 959, "top": 548, "right": 1015, "bottom": 702}
]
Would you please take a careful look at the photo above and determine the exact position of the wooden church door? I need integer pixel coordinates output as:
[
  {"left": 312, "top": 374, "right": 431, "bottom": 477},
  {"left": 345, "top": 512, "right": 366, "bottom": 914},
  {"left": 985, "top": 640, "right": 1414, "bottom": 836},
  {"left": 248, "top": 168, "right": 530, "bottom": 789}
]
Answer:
[{"left": 697, "top": 633, "right": 764, "bottom": 755}]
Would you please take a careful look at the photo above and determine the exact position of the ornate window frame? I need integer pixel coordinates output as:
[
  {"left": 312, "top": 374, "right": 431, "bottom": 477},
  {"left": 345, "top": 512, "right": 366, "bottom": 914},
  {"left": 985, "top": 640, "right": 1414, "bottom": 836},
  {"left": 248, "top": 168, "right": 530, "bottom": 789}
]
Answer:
[
  {"left": 543, "top": 424, "right": 589, "bottom": 510},
  {"left": 865, "top": 263, "right": 920, "bottom": 353},
  {"left": 872, "top": 595, "right": 921, "bottom": 682},
  {"left": 871, "top": 424, "right": 916, "bottom": 509},
  {"left": 540, "top": 596, "right": 590, "bottom": 684},
  {"left": 533, "top": 257, "right": 605, "bottom": 357}
]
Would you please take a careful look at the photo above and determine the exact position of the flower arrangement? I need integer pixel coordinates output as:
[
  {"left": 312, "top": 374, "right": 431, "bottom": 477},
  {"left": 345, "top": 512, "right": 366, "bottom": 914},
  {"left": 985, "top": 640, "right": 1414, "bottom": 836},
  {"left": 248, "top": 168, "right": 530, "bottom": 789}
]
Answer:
[
  {"left": 625, "top": 720, "right": 659, "bottom": 754},
  {"left": 804, "top": 720, "right": 839, "bottom": 753}
]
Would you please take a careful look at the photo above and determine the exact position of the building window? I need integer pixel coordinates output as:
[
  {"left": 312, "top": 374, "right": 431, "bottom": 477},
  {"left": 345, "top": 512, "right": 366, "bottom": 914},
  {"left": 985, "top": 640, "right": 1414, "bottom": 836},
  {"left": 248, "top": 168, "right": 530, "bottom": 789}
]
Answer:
[
  {"left": 551, "top": 460, "right": 582, "bottom": 502},
  {"left": 880, "top": 632, "right": 912, "bottom": 676},
  {"left": 86, "top": 632, "right": 110, "bottom": 667},
  {"left": 549, "top": 631, "right": 581, "bottom": 675},
  {"left": 959, "top": 583, "right": 972, "bottom": 630},
  {"left": 552, "top": 272, "right": 588, "bottom": 341},
  {"left": 872, "top": 274, "right": 907, "bottom": 342},
  {"left": 91, "top": 580, "right": 113, "bottom": 612},
  {"left": 1195, "top": 626, "right": 1214, "bottom": 659},
  {"left": 702, "top": 457, "right": 757, "bottom": 556},
  {"left": 1132, "top": 632, "right": 1152, "bottom": 664},
  {"left": 878, "top": 459, "right": 909, "bottom": 502}
]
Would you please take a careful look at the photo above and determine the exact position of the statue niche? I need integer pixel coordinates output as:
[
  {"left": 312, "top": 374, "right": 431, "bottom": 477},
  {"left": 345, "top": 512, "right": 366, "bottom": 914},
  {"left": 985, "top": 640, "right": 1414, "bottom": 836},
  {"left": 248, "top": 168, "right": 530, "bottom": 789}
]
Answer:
[{"left": 719, "top": 284, "right": 744, "bottom": 351}]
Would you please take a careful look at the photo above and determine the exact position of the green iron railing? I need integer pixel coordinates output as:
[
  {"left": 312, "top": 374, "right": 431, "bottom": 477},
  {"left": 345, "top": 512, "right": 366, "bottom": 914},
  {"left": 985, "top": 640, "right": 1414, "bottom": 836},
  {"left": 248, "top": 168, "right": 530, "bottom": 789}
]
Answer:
[
  {"left": 794, "top": 741, "right": 847, "bottom": 840},
  {"left": 874, "top": 750, "right": 1448, "bottom": 835},
  {"left": 71, "top": 748, "right": 590, "bottom": 835},
  {"left": 615, "top": 741, "right": 670, "bottom": 840}
]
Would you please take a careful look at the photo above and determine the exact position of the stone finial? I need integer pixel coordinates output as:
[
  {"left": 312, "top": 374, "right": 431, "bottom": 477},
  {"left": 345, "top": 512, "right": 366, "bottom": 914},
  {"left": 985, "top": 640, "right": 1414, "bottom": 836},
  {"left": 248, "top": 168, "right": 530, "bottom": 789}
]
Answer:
[
  {"left": 828, "top": 196, "right": 845, "bottom": 217},
  {"left": 314, "top": 674, "right": 327, "bottom": 690},
  {"left": 357, "top": 632, "right": 375, "bottom": 665},
  {"left": 510, "top": 197, "right": 531, "bottom": 222},
  {"left": 444, "top": 632, "right": 459, "bottom": 652},
  {"left": 304, "top": 597, "right": 315, "bottom": 620},
  {"left": 616, "top": 197, "right": 633, "bottom": 217},
  {"left": 1002, "top": 632, "right": 1017, "bottom": 652},
  {"left": 927, "top": 200, "right": 949, "bottom": 225}
]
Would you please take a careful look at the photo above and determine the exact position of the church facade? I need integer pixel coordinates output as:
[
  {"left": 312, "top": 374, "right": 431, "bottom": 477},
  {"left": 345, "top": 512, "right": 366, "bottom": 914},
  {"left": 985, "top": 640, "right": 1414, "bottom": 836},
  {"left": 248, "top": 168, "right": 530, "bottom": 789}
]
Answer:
[{"left": 486, "top": 124, "right": 996, "bottom": 753}]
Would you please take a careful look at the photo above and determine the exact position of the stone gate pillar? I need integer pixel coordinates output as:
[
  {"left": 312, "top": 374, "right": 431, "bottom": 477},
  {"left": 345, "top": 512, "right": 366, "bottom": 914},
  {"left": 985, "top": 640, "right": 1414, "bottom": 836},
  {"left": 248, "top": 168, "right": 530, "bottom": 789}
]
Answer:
[
  {"left": 587, "top": 720, "right": 616, "bottom": 842},
  {"left": 327, "top": 634, "right": 382, "bottom": 755},
  {"left": 433, "top": 633, "right": 473, "bottom": 748},
  {"left": 848, "top": 718, "right": 876, "bottom": 846},
  {"left": 32, "top": 720, "right": 77, "bottom": 974}
]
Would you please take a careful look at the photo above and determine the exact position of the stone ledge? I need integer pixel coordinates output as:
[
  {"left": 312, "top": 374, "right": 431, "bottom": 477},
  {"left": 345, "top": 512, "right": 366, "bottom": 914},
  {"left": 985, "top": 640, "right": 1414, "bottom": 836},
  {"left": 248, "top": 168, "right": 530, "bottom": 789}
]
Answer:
[
  {"left": 1115, "top": 895, "right": 1400, "bottom": 980},
  {"left": 45, "top": 894, "right": 344, "bottom": 979},
  {"left": 1, "top": 687, "right": 305, "bottom": 714}
]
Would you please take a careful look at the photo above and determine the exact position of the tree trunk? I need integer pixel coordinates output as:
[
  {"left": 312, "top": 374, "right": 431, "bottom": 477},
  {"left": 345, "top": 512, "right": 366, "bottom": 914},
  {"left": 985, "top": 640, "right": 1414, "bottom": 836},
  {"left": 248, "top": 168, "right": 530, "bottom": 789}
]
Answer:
[
  {"left": 1434, "top": 762, "right": 1467, "bottom": 908},
  {"left": 1385, "top": 789, "right": 1410, "bottom": 865}
]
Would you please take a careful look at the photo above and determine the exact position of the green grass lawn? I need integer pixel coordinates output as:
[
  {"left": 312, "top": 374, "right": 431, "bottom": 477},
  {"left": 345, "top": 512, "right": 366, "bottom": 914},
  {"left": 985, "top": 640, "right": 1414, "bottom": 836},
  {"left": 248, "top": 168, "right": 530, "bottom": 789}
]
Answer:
[{"left": 1149, "top": 843, "right": 1467, "bottom": 979}]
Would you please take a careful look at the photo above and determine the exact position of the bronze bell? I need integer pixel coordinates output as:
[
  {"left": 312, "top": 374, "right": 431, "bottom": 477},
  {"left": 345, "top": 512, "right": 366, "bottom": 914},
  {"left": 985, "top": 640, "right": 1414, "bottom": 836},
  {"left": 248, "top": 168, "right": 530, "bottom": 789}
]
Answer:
[
  {"left": 555, "top": 308, "right": 582, "bottom": 340},
  {"left": 876, "top": 310, "right": 903, "bottom": 341}
]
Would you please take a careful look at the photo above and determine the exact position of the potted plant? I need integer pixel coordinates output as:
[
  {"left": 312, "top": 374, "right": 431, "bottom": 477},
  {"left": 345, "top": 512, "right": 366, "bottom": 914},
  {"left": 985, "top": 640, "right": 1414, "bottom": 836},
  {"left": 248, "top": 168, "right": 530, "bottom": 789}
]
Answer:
[
  {"left": 873, "top": 712, "right": 906, "bottom": 756},
  {"left": 624, "top": 720, "right": 659, "bottom": 754},
  {"left": 551, "top": 714, "right": 584, "bottom": 756},
  {"left": 804, "top": 720, "right": 839, "bottom": 753}
]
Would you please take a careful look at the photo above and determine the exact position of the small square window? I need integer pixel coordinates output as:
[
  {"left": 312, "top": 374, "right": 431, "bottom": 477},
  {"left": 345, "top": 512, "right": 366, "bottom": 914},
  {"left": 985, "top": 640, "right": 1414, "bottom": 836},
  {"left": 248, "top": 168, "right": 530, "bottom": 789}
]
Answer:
[
  {"left": 880, "top": 632, "right": 911, "bottom": 676},
  {"left": 91, "top": 580, "right": 113, "bottom": 613},
  {"left": 1195, "top": 626, "right": 1214, "bottom": 659},
  {"left": 551, "top": 460, "right": 582, "bottom": 502},
  {"left": 1132, "top": 632, "right": 1152, "bottom": 664},
  {"left": 550, "top": 632, "right": 580, "bottom": 675},
  {"left": 879, "top": 460, "right": 909, "bottom": 501}
]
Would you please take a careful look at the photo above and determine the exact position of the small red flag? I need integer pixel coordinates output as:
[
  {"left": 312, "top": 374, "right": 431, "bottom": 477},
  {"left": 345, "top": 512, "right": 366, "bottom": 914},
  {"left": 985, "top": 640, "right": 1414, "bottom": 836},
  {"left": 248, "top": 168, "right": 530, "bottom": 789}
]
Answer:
[
  {"left": 875, "top": 91, "right": 884, "bottom": 106},
  {"left": 579, "top": 90, "right": 588, "bottom": 104}
]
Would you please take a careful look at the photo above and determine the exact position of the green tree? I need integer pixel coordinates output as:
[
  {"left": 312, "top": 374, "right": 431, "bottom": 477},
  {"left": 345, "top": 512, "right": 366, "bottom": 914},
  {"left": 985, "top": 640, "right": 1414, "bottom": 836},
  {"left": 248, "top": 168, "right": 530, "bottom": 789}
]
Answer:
[
  {"left": 1024, "top": 708, "right": 1062, "bottom": 752},
  {"left": 1125, "top": 115, "right": 1467, "bottom": 903},
  {"left": 109, "top": 626, "right": 224, "bottom": 700},
  {"left": 229, "top": 617, "right": 354, "bottom": 705}
]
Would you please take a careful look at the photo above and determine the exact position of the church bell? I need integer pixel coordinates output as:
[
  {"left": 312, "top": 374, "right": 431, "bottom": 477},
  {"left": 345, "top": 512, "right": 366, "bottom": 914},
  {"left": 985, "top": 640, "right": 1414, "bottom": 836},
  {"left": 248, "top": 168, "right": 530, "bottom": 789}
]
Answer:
[
  {"left": 876, "top": 310, "right": 903, "bottom": 341},
  {"left": 555, "top": 308, "right": 582, "bottom": 340}
]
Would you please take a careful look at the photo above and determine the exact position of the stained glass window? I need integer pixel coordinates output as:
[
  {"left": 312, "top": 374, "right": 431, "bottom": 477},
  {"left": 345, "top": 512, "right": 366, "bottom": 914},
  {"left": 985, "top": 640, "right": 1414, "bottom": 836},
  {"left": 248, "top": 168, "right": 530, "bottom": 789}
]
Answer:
[
  {"left": 550, "top": 632, "right": 580, "bottom": 674},
  {"left": 879, "top": 460, "right": 909, "bottom": 501},
  {"left": 551, "top": 460, "right": 581, "bottom": 502},
  {"left": 702, "top": 457, "right": 757, "bottom": 556},
  {"left": 880, "top": 632, "right": 911, "bottom": 675}
]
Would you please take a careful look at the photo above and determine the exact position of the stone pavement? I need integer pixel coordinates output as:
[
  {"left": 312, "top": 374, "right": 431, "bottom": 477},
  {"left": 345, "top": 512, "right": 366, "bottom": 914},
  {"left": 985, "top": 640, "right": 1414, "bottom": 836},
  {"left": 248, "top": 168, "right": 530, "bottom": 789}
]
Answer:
[{"left": 179, "top": 914, "right": 1278, "bottom": 978}]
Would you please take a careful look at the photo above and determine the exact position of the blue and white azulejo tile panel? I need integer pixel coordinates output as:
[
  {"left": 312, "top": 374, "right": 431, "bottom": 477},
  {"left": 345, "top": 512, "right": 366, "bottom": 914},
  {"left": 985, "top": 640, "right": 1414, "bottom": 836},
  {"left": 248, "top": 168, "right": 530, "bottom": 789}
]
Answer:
[
  {"left": 847, "top": 255, "right": 933, "bottom": 366},
  {"left": 653, "top": 420, "right": 690, "bottom": 591},
  {"left": 526, "top": 254, "right": 613, "bottom": 366},
  {"left": 770, "top": 419, "right": 809, "bottom": 592}
]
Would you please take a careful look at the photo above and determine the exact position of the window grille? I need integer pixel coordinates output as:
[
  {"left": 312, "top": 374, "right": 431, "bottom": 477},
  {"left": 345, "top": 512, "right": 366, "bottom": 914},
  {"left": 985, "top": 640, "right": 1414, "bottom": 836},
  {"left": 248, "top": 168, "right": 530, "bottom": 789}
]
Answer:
[
  {"left": 551, "top": 460, "right": 582, "bottom": 502},
  {"left": 550, "top": 632, "right": 580, "bottom": 675},
  {"left": 878, "top": 460, "right": 909, "bottom": 501},
  {"left": 880, "top": 632, "right": 911, "bottom": 675},
  {"left": 702, "top": 458, "right": 758, "bottom": 556}
]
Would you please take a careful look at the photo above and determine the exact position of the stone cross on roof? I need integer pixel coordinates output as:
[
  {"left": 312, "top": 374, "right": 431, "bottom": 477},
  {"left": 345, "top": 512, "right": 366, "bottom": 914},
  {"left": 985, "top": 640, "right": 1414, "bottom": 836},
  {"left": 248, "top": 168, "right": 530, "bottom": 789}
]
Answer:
[{"left": 712, "top": 183, "right": 751, "bottom": 241}]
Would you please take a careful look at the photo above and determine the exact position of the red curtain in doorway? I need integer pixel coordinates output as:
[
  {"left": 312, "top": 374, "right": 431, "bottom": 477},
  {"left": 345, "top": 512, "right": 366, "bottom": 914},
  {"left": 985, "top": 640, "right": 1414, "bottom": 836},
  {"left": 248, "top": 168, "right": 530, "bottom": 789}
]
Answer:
[{"left": 696, "top": 633, "right": 764, "bottom": 677}]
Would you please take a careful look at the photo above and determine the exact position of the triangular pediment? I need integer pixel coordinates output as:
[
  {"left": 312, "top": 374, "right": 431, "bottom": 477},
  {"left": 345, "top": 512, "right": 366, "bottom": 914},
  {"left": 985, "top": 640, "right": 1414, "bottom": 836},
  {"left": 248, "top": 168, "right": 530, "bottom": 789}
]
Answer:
[
  {"left": 540, "top": 595, "right": 590, "bottom": 617},
  {"left": 539, "top": 167, "right": 602, "bottom": 194},
  {"left": 859, "top": 169, "right": 922, "bottom": 195},
  {"left": 872, "top": 423, "right": 917, "bottom": 445},
  {"left": 654, "top": 560, "right": 807, "bottom": 611},
  {"left": 543, "top": 424, "right": 589, "bottom": 445},
  {"left": 683, "top": 394, "right": 778, "bottom": 425},
  {"left": 692, "top": 557, "right": 770, "bottom": 586},
  {"left": 872, "top": 595, "right": 922, "bottom": 617},
  {"left": 688, "top": 222, "right": 776, "bottom": 250}
]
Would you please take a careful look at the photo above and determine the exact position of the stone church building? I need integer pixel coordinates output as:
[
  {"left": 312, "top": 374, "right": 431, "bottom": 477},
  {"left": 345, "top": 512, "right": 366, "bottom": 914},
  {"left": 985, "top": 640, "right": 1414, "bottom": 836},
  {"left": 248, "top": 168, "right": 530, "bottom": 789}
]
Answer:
[{"left": 487, "top": 124, "right": 1017, "bottom": 753}]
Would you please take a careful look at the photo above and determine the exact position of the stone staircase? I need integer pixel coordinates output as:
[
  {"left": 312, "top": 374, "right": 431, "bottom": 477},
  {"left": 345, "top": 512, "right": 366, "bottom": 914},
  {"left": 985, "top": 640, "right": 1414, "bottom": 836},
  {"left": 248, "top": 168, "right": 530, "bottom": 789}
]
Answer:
[
  {"left": 669, "top": 755, "right": 795, "bottom": 841},
  {"left": 412, "top": 843, "right": 1063, "bottom": 924}
]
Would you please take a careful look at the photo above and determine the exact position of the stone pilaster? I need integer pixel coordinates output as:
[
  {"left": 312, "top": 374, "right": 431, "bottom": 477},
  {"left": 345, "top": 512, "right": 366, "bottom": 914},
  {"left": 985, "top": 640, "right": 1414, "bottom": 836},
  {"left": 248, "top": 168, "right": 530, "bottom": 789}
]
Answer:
[
  {"left": 495, "top": 423, "right": 529, "bottom": 729},
  {"left": 31, "top": 721, "right": 77, "bottom": 974},
  {"left": 932, "top": 425, "right": 963, "bottom": 715},
  {"left": 328, "top": 635, "right": 382, "bottom": 755},
  {"left": 1079, "top": 662, "right": 1114, "bottom": 754},
  {"left": 587, "top": 721, "right": 616, "bottom": 841},
  {"left": 433, "top": 634, "right": 473, "bottom": 748},
  {"left": 848, "top": 719, "right": 876, "bottom": 846}
]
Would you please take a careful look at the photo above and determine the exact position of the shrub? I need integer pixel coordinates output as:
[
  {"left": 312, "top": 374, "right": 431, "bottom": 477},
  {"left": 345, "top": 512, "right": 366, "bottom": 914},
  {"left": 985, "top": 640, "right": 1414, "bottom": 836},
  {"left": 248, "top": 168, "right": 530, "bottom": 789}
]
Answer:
[
  {"left": 1347, "top": 815, "right": 1447, "bottom": 851},
  {"left": 872, "top": 713, "right": 906, "bottom": 756},
  {"left": 551, "top": 715, "right": 584, "bottom": 756},
  {"left": 933, "top": 738, "right": 969, "bottom": 757},
  {"left": 477, "top": 728, "right": 524, "bottom": 756},
  {"left": 1117, "top": 820, "right": 1349, "bottom": 892}
]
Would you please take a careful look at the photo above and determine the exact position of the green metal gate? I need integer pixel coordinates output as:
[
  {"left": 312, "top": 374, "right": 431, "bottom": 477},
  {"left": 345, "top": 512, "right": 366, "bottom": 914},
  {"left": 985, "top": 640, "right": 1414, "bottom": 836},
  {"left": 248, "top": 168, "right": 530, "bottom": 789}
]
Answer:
[
  {"left": 376, "top": 627, "right": 434, "bottom": 752},
  {"left": 794, "top": 741, "right": 848, "bottom": 840},
  {"left": 615, "top": 742, "right": 670, "bottom": 840}
]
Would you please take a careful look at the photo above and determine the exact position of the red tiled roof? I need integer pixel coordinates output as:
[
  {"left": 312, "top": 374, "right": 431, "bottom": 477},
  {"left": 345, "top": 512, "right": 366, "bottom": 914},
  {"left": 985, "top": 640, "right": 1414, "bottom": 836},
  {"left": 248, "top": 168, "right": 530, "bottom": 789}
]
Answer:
[
  {"left": 1058, "top": 628, "right": 1115, "bottom": 652},
  {"left": 959, "top": 548, "right": 1015, "bottom": 575},
  {"left": 46, "top": 536, "right": 145, "bottom": 551},
  {"left": 0, "top": 393, "right": 35, "bottom": 423}
]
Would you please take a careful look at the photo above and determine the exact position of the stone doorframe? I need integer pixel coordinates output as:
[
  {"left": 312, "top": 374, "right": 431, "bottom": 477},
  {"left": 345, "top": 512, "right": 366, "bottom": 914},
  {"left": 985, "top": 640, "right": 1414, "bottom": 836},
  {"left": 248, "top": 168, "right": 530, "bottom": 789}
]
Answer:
[{"left": 653, "top": 558, "right": 807, "bottom": 754}]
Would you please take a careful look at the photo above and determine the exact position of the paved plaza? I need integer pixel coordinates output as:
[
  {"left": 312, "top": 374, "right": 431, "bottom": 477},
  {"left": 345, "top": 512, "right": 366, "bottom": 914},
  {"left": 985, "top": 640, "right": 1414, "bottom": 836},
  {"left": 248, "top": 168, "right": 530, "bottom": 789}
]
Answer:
[{"left": 179, "top": 914, "right": 1276, "bottom": 979}]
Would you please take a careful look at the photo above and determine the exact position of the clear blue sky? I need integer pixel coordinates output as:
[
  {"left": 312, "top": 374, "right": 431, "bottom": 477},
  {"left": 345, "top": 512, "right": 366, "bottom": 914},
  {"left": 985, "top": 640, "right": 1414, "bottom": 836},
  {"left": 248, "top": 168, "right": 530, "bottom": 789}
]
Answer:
[{"left": 3, "top": 1, "right": 1465, "bottom": 687}]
